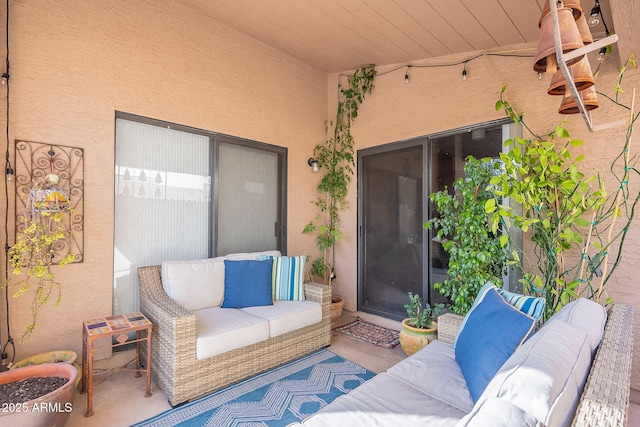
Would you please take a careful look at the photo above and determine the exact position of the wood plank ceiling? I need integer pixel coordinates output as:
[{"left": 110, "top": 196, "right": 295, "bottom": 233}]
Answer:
[{"left": 172, "top": 0, "right": 613, "bottom": 73}]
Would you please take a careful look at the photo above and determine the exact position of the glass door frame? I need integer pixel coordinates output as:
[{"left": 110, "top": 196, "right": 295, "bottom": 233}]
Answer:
[{"left": 357, "top": 119, "right": 518, "bottom": 321}]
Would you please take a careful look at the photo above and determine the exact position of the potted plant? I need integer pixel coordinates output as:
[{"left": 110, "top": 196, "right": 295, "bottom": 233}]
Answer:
[
  {"left": 399, "top": 292, "right": 444, "bottom": 355},
  {"left": 0, "top": 362, "right": 77, "bottom": 427},
  {"left": 303, "top": 64, "right": 376, "bottom": 319},
  {"left": 7, "top": 173, "right": 75, "bottom": 341}
]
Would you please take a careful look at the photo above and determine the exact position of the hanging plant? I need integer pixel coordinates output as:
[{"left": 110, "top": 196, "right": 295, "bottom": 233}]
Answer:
[
  {"left": 303, "top": 64, "right": 376, "bottom": 286},
  {"left": 7, "top": 170, "right": 74, "bottom": 341}
]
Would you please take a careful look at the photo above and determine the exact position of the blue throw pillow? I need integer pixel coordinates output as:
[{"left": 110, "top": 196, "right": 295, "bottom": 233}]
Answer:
[
  {"left": 455, "top": 287, "right": 535, "bottom": 403},
  {"left": 221, "top": 260, "right": 273, "bottom": 308}
]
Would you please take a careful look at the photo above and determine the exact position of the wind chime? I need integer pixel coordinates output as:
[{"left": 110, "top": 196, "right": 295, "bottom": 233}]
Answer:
[{"left": 534, "top": 0, "right": 599, "bottom": 115}]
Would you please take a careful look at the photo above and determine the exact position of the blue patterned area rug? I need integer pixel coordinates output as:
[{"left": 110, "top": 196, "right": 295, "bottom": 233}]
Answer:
[{"left": 130, "top": 349, "right": 375, "bottom": 427}]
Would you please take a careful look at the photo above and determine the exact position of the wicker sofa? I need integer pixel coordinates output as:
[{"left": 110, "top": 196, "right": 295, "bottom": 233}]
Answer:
[
  {"left": 296, "top": 300, "right": 634, "bottom": 427},
  {"left": 138, "top": 252, "right": 332, "bottom": 406}
]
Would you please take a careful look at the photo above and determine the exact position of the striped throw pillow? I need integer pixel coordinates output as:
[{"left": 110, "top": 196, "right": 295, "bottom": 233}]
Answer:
[
  {"left": 496, "top": 288, "right": 545, "bottom": 321},
  {"left": 268, "top": 255, "right": 307, "bottom": 301}
]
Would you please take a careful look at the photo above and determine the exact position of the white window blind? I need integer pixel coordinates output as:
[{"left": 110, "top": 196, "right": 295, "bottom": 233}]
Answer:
[
  {"left": 114, "top": 119, "right": 210, "bottom": 315},
  {"left": 217, "top": 142, "right": 278, "bottom": 255}
]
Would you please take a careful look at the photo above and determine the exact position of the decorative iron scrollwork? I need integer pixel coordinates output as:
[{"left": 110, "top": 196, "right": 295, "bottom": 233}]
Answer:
[{"left": 15, "top": 140, "right": 84, "bottom": 263}]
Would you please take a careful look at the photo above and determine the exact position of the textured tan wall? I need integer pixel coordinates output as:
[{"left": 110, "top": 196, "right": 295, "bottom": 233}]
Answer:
[
  {"left": 330, "top": 53, "right": 640, "bottom": 390},
  {"left": 2, "top": 0, "right": 639, "bottom": 394},
  {"left": 0, "top": 0, "right": 326, "bottom": 361}
]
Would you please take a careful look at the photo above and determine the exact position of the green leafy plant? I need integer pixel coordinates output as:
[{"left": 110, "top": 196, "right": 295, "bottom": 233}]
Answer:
[
  {"left": 303, "top": 64, "right": 376, "bottom": 285},
  {"left": 424, "top": 157, "right": 510, "bottom": 315},
  {"left": 488, "top": 59, "right": 638, "bottom": 320},
  {"left": 404, "top": 292, "right": 444, "bottom": 329},
  {"left": 7, "top": 179, "right": 74, "bottom": 341}
]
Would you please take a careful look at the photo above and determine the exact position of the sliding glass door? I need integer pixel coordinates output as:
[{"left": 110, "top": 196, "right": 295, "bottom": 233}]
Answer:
[
  {"left": 114, "top": 115, "right": 286, "bottom": 316},
  {"left": 358, "top": 121, "right": 514, "bottom": 320}
]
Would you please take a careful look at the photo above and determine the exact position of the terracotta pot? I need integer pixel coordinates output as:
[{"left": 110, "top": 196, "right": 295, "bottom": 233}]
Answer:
[
  {"left": 399, "top": 318, "right": 438, "bottom": 356},
  {"left": 0, "top": 362, "right": 77, "bottom": 427},
  {"left": 10, "top": 350, "right": 81, "bottom": 388},
  {"left": 330, "top": 295, "right": 345, "bottom": 320}
]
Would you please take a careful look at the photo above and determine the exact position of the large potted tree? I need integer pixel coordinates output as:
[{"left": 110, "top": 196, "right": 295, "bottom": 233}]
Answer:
[{"left": 303, "top": 64, "right": 376, "bottom": 319}]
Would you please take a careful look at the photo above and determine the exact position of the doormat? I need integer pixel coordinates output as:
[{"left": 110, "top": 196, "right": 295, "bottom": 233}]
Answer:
[
  {"left": 129, "top": 349, "right": 374, "bottom": 427},
  {"left": 333, "top": 318, "right": 400, "bottom": 348}
]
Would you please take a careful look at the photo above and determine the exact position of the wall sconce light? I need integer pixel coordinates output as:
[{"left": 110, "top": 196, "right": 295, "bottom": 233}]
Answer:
[{"left": 308, "top": 158, "right": 319, "bottom": 173}]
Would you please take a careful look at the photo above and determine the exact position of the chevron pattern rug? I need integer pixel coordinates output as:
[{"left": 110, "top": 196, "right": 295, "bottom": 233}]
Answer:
[{"left": 131, "top": 349, "right": 375, "bottom": 427}]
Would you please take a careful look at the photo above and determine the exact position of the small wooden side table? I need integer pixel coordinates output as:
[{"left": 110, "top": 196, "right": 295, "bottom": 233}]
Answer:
[{"left": 80, "top": 312, "right": 152, "bottom": 417}]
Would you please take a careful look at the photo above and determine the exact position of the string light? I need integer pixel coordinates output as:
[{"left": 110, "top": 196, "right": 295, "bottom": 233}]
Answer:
[
  {"left": 334, "top": 51, "right": 539, "bottom": 90},
  {"left": 0, "top": 72, "right": 7, "bottom": 85},
  {"left": 538, "top": 72, "right": 543, "bottom": 80}
]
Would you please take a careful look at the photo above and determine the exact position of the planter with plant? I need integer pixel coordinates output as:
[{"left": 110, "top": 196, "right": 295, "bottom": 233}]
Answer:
[
  {"left": 7, "top": 173, "right": 74, "bottom": 341},
  {"left": 425, "top": 157, "right": 511, "bottom": 315},
  {"left": 486, "top": 58, "right": 638, "bottom": 321},
  {"left": 303, "top": 64, "right": 376, "bottom": 318},
  {"left": 399, "top": 292, "right": 444, "bottom": 355}
]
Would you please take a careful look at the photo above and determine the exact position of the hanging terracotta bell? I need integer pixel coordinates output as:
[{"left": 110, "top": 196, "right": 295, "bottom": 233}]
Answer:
[
  {"left": 559, "top": 85, "right": 599, "bottom": 114},
  {"left": 547, "top": 56, "right": 595, "bottom": 95},
  {"left": 534, "top": 7, "right": 585, "bottom": 73},
  {"left": 539, "top": 0, "right": 583, "bottom": 26}
]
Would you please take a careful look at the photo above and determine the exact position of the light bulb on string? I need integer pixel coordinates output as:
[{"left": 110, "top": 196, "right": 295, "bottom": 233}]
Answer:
[
  {"left": 538, "top": 72, "right": 543, "bottom": 80},
  {"left": 404, "top": 65, "right": 410, "bottom": 84},
  {"left": 462, "top": 62, "right": 468, "bottom": 81}
]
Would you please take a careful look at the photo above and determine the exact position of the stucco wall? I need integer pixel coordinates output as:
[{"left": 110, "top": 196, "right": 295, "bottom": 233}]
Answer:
[
  {"left": 330, "top": 53, "right": 640, "bottom": 390},
  {"left": 0, "top": 0, "right": 326, "bottom": 361}
]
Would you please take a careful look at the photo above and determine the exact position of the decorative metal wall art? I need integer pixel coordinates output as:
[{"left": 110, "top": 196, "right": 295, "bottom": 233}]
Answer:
[{"left": 15, "top": 140, "right": 84, "bottom": 263}]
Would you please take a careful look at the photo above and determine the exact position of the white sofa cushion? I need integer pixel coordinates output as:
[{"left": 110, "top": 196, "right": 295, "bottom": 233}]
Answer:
[
  {"left": 544, "top": 298, "right": 606, "bottom": 354},
  {"left": 477, "top": 319, "right": 593, "bottom": 427},
  {"left": 193, "top": 307, "right": 269, "bottom": 360},
  {"left": 456, "top": 397, "right": 543, "bottom": 427},
  {"left": 241, "top": 300, "right": 322, "bottom": 337},
  {"left": 301, "top": 373, "right": 465, "bottom": 427},
  {"left": 161, "top": 257, "right": 226, "bottom": 311},
  {"left": 387, "top": 340, "right": 474, "bottom": 412}
]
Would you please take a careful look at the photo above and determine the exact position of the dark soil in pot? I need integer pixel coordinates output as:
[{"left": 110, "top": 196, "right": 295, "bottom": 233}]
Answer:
[{"left": 0, "top": 376, "right": 67, "bottom": 403}]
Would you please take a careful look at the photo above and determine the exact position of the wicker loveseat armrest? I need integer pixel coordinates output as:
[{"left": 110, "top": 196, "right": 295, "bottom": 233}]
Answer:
[
  {"left": 137, "top": 266, "right": 198, "bottom": 368},
  {"left": 437, "top": 312, "right": 464, "bottom": 345},
  {"left": 303, "top": 282, "right": 332, "bottom": 307},
  {"left": 571, "top": 303, "right": 635, "bottom": 427}
]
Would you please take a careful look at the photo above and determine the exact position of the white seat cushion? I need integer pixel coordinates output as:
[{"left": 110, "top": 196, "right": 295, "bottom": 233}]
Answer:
[
  {"left": 193, "top": 307, "right": 269, "bottom": 359},
  {"left": 476, "top": 320, "right": 593, "bottom": 427},
  {"left": 301, "top": 373, "right": 465, "bottom": 427},
  {"left": 387, "top": 340, "right": 474, "bottom": 412},
  {"left": 161, "top": 257, "right": 226, "bottom": 311},
  {"left": 241, "top": 300, "right": 321, "bottom": 337},
  {"left": 456, "top": 397, "right": 543, "bottom": 427}
]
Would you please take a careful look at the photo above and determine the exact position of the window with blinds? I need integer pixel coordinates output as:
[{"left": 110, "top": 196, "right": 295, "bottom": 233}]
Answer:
[{"left": 114, "top": 114, "right": 286, "bottom": 316}]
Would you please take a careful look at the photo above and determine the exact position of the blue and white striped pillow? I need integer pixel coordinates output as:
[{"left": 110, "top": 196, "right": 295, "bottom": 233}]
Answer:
[
  {"left": 264, "top": 255, "right": 307, "bottom": 301},
  {"left": 496, "top": 288, "right": 545, "bottom": 322}
]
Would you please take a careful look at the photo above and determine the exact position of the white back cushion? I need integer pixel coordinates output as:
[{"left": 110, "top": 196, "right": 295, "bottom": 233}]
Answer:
[
  {"left": 161, "top": 257, "right": 226, "bottom": 311},
  {"left": 477, "top": 320, "right": 592, "bottom": 427}
]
